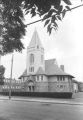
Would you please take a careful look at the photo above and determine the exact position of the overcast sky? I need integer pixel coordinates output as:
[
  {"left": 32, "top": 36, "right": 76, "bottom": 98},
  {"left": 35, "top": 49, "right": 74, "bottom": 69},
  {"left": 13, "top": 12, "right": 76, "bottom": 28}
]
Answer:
[{"left": 1, "top": 0, "right": 83, "bottom": 82}]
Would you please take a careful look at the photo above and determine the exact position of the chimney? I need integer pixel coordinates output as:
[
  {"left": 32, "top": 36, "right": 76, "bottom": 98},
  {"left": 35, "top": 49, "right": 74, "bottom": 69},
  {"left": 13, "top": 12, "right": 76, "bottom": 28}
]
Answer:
[{"left": 60, "top": 65, "right": 64, "bottom": 71}]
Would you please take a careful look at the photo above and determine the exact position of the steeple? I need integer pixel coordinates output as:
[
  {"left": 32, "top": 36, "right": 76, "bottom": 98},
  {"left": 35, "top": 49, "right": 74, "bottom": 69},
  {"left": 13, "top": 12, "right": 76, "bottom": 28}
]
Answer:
[
  {"left": 26, "top": 29, "right": 45, "bottom": 75},
  {"left": 28, "top": 29, "right": 43, "bottom": 48}
]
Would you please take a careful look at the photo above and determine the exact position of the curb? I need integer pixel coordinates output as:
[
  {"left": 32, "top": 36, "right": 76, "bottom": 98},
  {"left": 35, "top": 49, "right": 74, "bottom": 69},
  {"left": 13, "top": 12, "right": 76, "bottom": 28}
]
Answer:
[
  {"left": 11, "top": 98, "right": 83, "bottom": 106},
  {"left": 0, "top": 97, "right": 83, "bottom": 106}
]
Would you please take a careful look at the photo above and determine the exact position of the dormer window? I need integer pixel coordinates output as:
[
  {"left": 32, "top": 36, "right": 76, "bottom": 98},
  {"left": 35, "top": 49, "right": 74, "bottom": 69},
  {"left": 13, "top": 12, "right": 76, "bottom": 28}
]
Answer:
[{"left": 41, "top": 75, "right": 43, "bottom": 81}]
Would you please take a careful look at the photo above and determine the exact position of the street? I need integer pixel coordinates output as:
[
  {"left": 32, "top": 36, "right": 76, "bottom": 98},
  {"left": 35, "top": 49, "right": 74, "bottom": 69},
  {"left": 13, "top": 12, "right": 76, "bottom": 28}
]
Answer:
[{"left": 0, "top": 93, "right": 83, "bottom": 120}]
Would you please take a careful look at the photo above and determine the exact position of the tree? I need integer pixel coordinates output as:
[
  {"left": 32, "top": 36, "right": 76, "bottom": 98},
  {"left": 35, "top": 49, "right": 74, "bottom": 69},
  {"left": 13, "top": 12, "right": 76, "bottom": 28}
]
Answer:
[
  {"left": 0, "top": 65, "right": 5, "bottom": 85},
  {"left": 0, "top": 0, "right": 25, "bottom": 55},
  {"left": 0, "top": 0, "right": 73, "bottom": 55}
]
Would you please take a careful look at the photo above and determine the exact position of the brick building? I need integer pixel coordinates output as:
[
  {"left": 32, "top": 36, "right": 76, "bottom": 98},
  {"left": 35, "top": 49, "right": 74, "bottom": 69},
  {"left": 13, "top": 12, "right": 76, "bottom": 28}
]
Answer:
[
  {"left": 72, "top": 79, "right": 79, "bottom": 93},
  {"left": 78, "top": 82, "right": 83, "bottom": 92},
  {"left": 19, "top": 29, "right": 74, "bottom": 93},
  {"left": 2, "top": 78, "right": 22, "bottom": 92}
]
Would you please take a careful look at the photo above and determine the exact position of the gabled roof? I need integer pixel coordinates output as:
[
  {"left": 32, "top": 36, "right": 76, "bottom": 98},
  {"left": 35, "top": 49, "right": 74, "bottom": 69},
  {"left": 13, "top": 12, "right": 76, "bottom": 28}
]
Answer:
[
  {"left": 19, "top": 69, "right": 27, "bottom": 79},
  {"left": 28, "top": 29, "right": 43, "bottom": 48},
  {"left": 19, "top": 59, "right": 74, "bottom": 79},
  {"left": 36, "top": 67, "right": 45, "bottom": 75},
  {"left": 22, "top": 69, "right": 27, "bottom": 76},
  {"left": 45, "top": 59, "right": 74, "bottom": 77},
  {"left": 72, "top": 79, "right": 78, "bottom": 83},
  {"left": 19, "top": 28, "right": 74, "bottom": 79}
]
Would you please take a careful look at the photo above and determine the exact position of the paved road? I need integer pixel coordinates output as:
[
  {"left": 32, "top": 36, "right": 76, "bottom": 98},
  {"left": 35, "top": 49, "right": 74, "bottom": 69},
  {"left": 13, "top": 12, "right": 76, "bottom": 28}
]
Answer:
[
  {"left": 0, "top": 99, "right": 83, "bottom": 120},
  {"left": 0, "top": 92, "right": 83, "bottom": 120}
]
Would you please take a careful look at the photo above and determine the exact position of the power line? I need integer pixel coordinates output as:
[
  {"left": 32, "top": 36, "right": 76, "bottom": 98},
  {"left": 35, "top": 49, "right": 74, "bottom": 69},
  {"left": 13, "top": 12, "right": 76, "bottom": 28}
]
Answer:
[{"left": 25, "top": 4, "right": 83, "bottom": 27}]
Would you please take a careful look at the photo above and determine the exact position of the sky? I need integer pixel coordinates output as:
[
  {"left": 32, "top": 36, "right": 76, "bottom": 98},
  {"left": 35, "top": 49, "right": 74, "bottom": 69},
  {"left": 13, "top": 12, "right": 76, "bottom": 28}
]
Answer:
[{"left": 1, "top": 0, "right": 83, "bottom": 82}]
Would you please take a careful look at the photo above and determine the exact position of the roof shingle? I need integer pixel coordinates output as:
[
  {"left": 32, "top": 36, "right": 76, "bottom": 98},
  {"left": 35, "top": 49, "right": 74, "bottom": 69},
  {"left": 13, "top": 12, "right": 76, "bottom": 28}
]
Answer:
[{"left": 45, "top": 59, "right": 69, "bottom": 76}]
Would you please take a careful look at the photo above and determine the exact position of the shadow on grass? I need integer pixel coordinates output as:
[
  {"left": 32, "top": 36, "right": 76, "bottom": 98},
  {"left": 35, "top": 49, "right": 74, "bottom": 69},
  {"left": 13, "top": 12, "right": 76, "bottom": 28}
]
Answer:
[
  {"left": 41, "top": 103, "right": 51, "bottom": 106},
  {"left": 0, "top": 117, "right": 10, "bottom": 120}
]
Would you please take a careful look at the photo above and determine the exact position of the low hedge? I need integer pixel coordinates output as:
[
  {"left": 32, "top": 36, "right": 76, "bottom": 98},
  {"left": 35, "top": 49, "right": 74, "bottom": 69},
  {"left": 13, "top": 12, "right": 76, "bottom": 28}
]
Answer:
[{"left": 0, "top": 92, "right": 73, "bottom": 98}]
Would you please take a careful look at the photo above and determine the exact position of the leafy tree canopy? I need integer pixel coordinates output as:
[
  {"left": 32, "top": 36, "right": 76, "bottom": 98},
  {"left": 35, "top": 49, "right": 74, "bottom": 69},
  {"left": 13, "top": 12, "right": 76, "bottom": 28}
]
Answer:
[
  {"left": 0, "top": 65, "right": 5, "bottom": 85},
  {"left": 0, "top": 0, "right": 72, "bottom": 55}
]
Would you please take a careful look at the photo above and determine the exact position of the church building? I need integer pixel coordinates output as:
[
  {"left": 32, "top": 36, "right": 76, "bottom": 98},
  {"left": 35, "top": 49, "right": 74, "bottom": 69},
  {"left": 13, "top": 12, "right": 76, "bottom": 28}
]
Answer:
[{"left": 19, "top": 29, "right": 74, "bottom": 93}]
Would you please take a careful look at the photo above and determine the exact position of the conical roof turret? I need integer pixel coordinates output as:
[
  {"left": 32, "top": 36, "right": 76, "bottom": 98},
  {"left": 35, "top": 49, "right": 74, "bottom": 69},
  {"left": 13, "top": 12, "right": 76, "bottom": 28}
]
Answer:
[{"left": 28, "top": 29, "right": 43, "bottom": 48}]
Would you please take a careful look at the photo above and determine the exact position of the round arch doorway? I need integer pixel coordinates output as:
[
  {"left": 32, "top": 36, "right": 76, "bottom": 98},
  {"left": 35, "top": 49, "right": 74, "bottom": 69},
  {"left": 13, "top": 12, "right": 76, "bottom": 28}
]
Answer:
[{"left": 28, "top": 80, "right": 35, "bottom": 92}]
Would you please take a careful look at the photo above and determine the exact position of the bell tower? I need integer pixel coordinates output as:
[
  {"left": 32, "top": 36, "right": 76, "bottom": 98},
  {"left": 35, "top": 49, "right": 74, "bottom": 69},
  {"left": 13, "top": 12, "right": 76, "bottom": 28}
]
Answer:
[{"left": 26, "top": 29, "right": 45, "bottom": 75}]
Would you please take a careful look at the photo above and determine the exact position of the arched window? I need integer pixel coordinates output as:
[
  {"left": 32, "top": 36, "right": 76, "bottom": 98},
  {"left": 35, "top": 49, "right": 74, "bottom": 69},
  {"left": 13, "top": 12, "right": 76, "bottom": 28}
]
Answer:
[
  {"left": 30, "top": 54, "right": 34, "bottom": 64},
  {"left": 41, "top": 75, "right": 43, "bottom": 81},
  {"left": 29, "top": 67, "right": 34, "bottom": 72},
  {"left": 37, "top": 75, "right": 39, "bottom": 81}
]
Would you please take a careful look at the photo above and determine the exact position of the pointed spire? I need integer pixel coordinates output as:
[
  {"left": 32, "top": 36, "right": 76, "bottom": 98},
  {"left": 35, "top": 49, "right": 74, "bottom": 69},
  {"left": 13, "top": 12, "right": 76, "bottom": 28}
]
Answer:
[{"left": 28, "top": 29, "right": 43, "bottom": 48}]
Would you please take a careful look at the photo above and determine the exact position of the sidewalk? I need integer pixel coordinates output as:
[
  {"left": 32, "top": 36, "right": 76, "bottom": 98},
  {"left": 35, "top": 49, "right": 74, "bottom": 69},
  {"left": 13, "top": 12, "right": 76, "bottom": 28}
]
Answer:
[{"left": 0, "top": 95, "right": 83, "bottom": 105}]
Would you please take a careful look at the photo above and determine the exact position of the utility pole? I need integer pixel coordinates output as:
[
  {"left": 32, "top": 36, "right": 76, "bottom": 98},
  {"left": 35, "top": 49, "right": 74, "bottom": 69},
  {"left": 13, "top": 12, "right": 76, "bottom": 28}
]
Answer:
[
  {"left": 9, "top": 54, "right": 14, "bottom": 99},
  {"left": 0, "top": 55, "right": 1, "bottom": 65}
]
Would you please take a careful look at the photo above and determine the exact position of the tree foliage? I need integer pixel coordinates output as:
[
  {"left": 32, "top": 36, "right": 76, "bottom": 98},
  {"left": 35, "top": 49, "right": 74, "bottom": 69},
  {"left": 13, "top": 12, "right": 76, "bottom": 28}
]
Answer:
[
  {"left": 0, "top": 0, "right": 72, "bottom": 55},
  {"left": 0, "top": 65, "right": 5, "bottom": 85},
  {"left": 0, "top": 0, "right": 25, "bottom": 55}
]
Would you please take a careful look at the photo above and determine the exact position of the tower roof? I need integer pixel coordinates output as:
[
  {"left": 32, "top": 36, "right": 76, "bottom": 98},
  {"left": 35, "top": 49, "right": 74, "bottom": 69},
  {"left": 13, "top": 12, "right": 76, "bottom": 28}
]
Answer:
[{"left": 28, "top": 29, "right": 43, "bottom": 48}]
